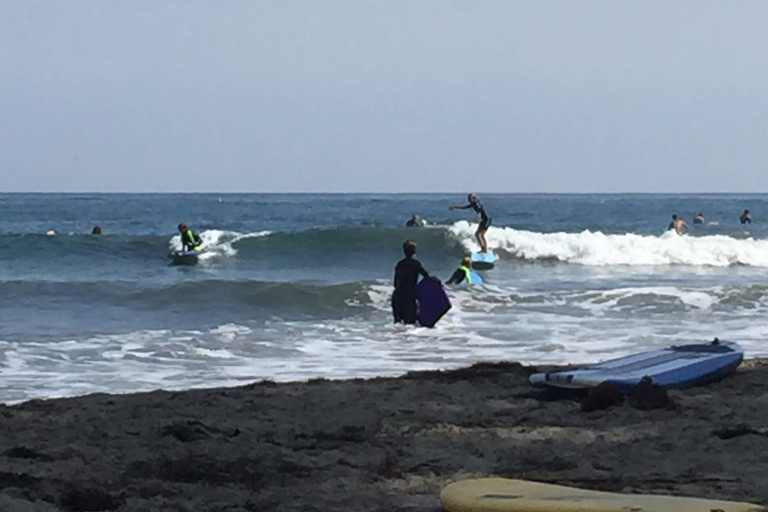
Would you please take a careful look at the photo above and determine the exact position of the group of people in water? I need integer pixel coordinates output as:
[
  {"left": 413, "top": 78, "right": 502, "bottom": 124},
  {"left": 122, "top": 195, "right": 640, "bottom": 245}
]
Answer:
[
  {"left": 393, "top": 194, "right": 490, "bottom": 325},
  {"left": 667, "top": 209, "right": 753, "bottom": 234}
]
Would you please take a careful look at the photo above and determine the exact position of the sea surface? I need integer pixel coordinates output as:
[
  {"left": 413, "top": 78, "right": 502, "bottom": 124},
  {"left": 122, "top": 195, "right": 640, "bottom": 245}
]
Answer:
[{"left": 2, "top": 193, "right": 768, "bottom": 402}]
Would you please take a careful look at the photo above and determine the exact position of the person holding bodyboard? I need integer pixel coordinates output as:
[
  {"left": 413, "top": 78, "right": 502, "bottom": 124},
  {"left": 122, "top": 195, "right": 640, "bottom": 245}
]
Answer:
[{"left": 393, "top": 239, "right": 448, "bottom": 326}]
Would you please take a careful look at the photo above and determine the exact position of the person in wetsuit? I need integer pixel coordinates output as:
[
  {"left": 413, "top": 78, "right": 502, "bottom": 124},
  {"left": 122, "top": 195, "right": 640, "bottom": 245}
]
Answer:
[
  {"left": 740, "top": 209, "right": 752, "bottom": 224},
  {"left": 392, "top": 239, "right": 437, "bottom": 325},
  {"left": 450, "top": 193, "right": 491, "bottom": 253},
  {"left": 693, "top": 213, "right": 705, "bottom": 225},
  {"left": 406, "top": 214, "right": 422, "bottom": 227},
  {"left": 178, "top": 223, "right": 203, "bottom": 251},
  {"left": 446, "top": 257, "right": 474, "bottom": 285}
]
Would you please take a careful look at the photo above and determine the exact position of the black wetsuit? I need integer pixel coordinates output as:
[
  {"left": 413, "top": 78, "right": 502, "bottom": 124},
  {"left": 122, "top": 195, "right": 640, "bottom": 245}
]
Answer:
[
  {"left": 392, "top": 256, "right": 430, "bottom": 324},
  {"left": 464, "top": 201, "right": 491, "bottom": 229},
  {"left": 406, "top": 219, "right": 420, "bottom": 227},
  {"left": 181, "top": 229, "right": 202, "bottom": 251},
  {"left": 741, "top": 214, "right": 751, "bottom": 224},
  {"left": 446, "top": 268, "right": 466, "bottom": 285}
]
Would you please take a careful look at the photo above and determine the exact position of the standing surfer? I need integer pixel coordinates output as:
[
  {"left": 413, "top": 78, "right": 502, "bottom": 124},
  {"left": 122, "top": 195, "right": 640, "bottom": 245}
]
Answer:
[
  {"left": 450, "top": 193, "right": 491, "bottom": 253},
  {"left": 178, "top": 223, "right": 203, "bottom": 251}
]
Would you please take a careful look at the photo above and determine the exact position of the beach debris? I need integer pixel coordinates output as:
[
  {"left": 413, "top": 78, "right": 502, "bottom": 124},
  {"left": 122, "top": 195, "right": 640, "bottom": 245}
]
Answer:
[
  {"left": 712, "top": 423, "right": 768, "bottom": 440},
  {"left": 628, "top": 376, "right": 670, "bottom": 410},
  {"left": 581, "top": 381, "right": 623, "bottom": 412}
]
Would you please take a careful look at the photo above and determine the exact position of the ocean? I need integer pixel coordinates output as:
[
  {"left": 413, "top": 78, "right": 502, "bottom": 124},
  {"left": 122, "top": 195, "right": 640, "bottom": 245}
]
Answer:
[{"left": 2, "top": 193, "right": 768, "bottom": 403}]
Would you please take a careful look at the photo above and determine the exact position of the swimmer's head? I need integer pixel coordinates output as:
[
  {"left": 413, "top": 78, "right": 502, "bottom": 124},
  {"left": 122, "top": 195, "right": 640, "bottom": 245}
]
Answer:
[
  {"left": 91, "top": 225, "right": 102, "bottom": 235},
  {"left": 468, "top": 193, "right": 477, "bottom": 203},
  {"left": 403, "top": 239, "right": 417, "bottom": 257},
  {"left": 672, "top": 214, "right": 677, "bottom": 220},
  {"left": 178, "top": 223, "right": 188, "bottom": 232},
  {"left": 462, "top": 256, "right": 471, "bottom": 267}
]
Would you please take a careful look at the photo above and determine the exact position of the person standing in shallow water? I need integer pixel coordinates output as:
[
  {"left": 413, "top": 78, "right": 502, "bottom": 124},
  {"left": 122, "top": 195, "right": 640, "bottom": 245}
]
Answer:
[
  {"left": 668, "top": 215, "right": 688, "bottom": 235},
  {"left": 392, "top": 240, "right": 437, "bottom": 325},
  {"left": 693, "top": 213, "right": 705, "bottom": 225},
  {"left": 740, "top": 210, "right": 751, "bottom": 224}
]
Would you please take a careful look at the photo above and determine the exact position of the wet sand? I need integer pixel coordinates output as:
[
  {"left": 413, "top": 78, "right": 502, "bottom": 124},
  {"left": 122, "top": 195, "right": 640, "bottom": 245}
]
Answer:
[{"left": 1, "top": 360, "right": 768, "bottom": 511}]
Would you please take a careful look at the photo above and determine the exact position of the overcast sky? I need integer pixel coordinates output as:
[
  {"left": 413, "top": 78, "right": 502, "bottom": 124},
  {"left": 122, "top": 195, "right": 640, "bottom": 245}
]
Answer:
[{"left": 1, "top": 1, "right": 767, "bottom": 193}]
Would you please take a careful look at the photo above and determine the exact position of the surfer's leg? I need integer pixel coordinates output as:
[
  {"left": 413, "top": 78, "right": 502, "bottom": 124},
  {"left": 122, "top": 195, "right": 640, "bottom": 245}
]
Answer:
[
  {"left": 476, "top": 227, "right": 488, "bottom": 253},
  {"left": 476, "top": 218, "right": 491, "bottom": 253},
  {"left": 402, "top": 298, "right": 418, "bottom": 325},
  {"left": 392, "top": 295, "right": 402, "bottom": 323}
]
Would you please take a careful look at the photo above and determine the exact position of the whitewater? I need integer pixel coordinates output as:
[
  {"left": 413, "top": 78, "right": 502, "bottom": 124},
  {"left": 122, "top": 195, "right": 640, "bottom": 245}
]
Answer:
[{"left": 2, "top": 192, "right": 768, "bottom": 402}]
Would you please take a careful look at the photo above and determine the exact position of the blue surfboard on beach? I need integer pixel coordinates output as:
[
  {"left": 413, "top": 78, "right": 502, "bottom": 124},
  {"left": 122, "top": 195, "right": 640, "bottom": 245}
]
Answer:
[
  {"left": 416, "top": 279, "right": 452, "bottom": 328},
  {"left": 471, "top": 251, "right": 498, "bottom": 270},
  {"left": 529, "top": 338, "right": 743, "bottom": 392}
]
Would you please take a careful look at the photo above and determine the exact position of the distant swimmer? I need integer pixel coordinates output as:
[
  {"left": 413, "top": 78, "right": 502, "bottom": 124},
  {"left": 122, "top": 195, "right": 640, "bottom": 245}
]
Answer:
[
  {"left": 740, "top": 209, "right": 752, "bottom": 224},
  {"left": 406, "top": 214, "right": 425, "bottom": 227},
  {"left": 667, "top": 214, "right": 688, "bottom": 235},
  {"left": 693, "top": 213, "right": 705, "bottom": 225},
  {"left": 178, "top": 223, "right": 203, "bottom": 251},
  {"left": 91, "top": 225, "right": 103, "bottom": 235},
  {"left": 450, "top": 193, "right": 491, "bottom": 253},
  {"left": 446, "top": 257, "right": 474, "bottom": 285},
  {"left": 392, "top": 239, "right": 437, "bottom": 325}
]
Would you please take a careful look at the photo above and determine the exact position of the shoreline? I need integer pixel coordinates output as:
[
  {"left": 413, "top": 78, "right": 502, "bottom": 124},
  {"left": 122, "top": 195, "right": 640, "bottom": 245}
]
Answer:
[{"left": 1, "top": 360, "right": 767, "bottom": 511}]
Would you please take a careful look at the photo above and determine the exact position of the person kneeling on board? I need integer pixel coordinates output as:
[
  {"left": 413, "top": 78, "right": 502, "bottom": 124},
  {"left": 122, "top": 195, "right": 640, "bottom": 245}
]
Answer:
[
  {"left": 178, "top": 223, "right": 203, "bottom": 251},
  {"left": 446, "top": 257, "right": 475, "bottom": 285},
  {"left": 392, "top": 239, "right": 438, "bottom": 325}
]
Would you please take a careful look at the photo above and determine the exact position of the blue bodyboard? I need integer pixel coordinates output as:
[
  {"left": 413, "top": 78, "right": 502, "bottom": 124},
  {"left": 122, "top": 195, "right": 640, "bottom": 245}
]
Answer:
[
  {"left": 529, "top": 339, "right": 743, "bottom": 392},
  {"left": 471, "top": 251, "right": 498, "bottom": 270},
  {"left": 416, "top": 279, "right": 452, "bottom": 328},
  {"left": 462, "top": 270, "right": 483, "bottom": 285}
]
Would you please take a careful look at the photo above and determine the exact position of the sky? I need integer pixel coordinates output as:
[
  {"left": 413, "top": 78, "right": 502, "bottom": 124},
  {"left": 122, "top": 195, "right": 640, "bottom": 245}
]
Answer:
[{"left": 1, "top": 1, "right": 767, "bottom": 193}]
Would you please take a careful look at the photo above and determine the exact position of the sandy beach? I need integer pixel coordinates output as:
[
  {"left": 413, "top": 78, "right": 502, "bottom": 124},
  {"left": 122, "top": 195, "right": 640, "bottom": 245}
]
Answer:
[{"left": 1, "top": 359, "right": 767, "bottom": 512}]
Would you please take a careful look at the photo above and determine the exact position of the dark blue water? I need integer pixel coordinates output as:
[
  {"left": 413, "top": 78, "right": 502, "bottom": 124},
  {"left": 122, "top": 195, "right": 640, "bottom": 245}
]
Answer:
[{"left": 2, "top": 193, "right": 768, "bottom": 402}]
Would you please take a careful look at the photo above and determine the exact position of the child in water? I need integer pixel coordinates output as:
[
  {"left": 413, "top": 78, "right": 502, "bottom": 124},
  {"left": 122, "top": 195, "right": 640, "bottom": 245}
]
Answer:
[
  {"left": 450, "top": 193, "right": 491, "bottom": 253},
  {"left": 446, "top": 257, "right": 475, "bottom": 285},
  {"left": 392, "top": 240, "right": 437, "bottom": 324}
]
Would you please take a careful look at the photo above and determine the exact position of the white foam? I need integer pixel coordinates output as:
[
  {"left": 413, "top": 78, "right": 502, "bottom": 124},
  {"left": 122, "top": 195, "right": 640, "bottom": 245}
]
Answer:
[
  {"left": 168, "top": 229, "right": 272, "bottom": 259},
  {"left": 448, "top": 221, "right": 768, "bottom": 266}
]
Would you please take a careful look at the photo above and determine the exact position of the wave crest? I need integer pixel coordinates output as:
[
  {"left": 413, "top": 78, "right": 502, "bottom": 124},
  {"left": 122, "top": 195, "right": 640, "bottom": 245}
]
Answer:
[{"left": 449, "top": 221, "right": 768, "bottom": 266}]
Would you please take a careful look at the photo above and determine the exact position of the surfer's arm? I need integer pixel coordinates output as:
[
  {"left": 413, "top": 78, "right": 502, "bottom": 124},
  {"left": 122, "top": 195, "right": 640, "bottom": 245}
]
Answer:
[
  {"left": 418, "top": 262, "right": 440, "bottom": 282},
  {"left": 449, "top": 203, "right": 471, "bottom": 210}
]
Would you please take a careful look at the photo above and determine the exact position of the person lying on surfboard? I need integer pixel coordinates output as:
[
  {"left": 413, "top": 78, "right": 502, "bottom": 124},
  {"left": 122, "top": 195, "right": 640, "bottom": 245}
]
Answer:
[
  {"left": 178, "top": 223, "right": 203, "bottom": 252},
  {"left": 450, "top": 193, "right": 491, "bottom": 253},
  {"left": 446, "top": 257, "right": 475, "bottom": 285},
  {"left": 393, "top": 239, "right": 438, "bottom": 325}
]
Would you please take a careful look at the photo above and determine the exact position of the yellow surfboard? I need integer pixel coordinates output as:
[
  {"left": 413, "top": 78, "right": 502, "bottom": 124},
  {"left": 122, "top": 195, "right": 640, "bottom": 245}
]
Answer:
[{"left": 440, "top": 478, "right": 765, "bottom": 512}]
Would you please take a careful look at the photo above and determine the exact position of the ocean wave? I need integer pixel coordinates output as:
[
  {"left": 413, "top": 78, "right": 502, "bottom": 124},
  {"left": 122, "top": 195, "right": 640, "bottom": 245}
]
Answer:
[
  {"left": 0, "top": 279, "right": 384, "bottom": 318},
  {"left": 449, "top": 221, "right": 768, "bottom": 266},
  {"left": 6, "top": 224, "right": 768, "bottom": 268}
]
